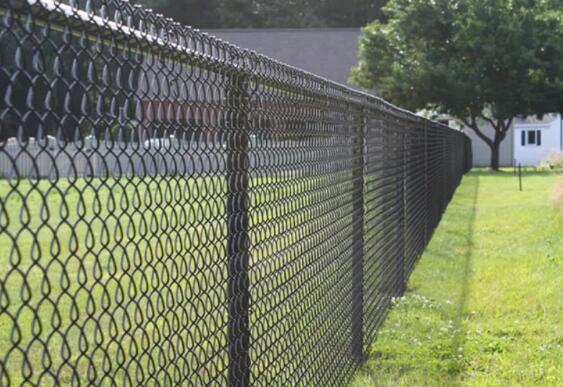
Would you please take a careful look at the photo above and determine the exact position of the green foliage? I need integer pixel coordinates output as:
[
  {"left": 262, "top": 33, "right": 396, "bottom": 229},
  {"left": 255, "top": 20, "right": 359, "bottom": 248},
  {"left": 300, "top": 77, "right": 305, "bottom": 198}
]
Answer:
[
  {"left": 350, "top": 171, "right": 563, "bottom": 386},
  {"left": 353, "top": 0, "right": 562, "bottom": 116},
  {"left": 352, "top": 0, "right": 563, "bottom": 169},
  {"left": 315, "top": 0, "right": 388, "bottom": 28},
  {"left": 137, "top": 0, "right": 387, "bottom": 28},
  {"left": 109, "top": 122, "right": 136, "bottom": 142}
]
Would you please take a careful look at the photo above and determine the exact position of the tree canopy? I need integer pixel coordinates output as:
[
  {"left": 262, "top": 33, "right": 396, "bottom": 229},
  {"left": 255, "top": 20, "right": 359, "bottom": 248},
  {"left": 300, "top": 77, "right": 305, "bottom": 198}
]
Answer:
[
  {"left": 137, "top": 0, "right": 386, "bottom": 29},
  {"left": 351, "top": 0, "right": 563, "bottom": 169}
]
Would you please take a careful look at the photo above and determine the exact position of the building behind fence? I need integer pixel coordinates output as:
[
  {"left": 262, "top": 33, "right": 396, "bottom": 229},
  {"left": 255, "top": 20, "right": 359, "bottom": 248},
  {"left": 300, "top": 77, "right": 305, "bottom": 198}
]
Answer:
[{"left": 0, "top": 1, "right": 472, "bottom": 386}]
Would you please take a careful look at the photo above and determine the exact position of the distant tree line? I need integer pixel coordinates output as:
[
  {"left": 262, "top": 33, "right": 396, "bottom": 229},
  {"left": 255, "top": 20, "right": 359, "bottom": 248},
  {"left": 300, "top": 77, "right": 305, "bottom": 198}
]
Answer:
[
  {"left": 136, "top": 0, "right": 387, "bottom": 29},
  {"left": 352, "top": 0, "right": 563, "bottom": 170}
]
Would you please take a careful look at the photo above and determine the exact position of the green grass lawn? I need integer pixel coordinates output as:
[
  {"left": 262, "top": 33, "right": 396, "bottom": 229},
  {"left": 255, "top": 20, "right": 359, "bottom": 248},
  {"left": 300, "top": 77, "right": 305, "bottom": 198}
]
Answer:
[
  {"left": 0, "top": 171, "right": 358, "bottom": 385},
  {"left": 351, "top": 170, "right": 563, "bottom": 386},
  {"left": 0, "top": 176, "right": 232, "bottom": 385}
]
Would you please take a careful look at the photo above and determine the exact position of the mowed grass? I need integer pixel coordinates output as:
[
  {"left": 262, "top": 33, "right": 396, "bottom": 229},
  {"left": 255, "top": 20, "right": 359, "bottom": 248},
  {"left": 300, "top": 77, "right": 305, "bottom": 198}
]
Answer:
[
  {"left": 351, "top": 170, "right": 563, "bottom": 386},
  {"left": 0, "top": 175, "right": 233, "bottom": 385},
  {"left": 0, "top": 170, "right": 359, "bottom": 386}
]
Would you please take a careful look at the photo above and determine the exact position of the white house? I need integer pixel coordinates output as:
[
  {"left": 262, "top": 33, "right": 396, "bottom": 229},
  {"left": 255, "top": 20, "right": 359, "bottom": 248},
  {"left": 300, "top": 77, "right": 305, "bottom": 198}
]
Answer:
[
  {"left": 459, "top": 114, "right": 563, "bottom": 167},
  {"left": 513, "top": 114, "right": 563, "bottom": 166}
]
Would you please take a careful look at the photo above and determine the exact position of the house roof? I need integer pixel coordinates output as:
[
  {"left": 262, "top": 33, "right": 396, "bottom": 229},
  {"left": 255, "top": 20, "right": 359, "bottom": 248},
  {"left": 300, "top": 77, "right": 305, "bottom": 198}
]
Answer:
[
  {"left": 514, "top": 114, "right": 560, "bottom": 125},
  {"left": 205, "top": 28, "right": 363, "bottom": 88}
]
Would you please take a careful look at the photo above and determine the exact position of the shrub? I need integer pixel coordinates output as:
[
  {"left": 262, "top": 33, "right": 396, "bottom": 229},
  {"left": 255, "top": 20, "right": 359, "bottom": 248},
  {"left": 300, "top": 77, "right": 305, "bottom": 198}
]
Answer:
[
  {"left": 110, "top": 121, "right": 138, "bottom": 142},
  {"left": 539, "top": 152, "right": 563, "bottom": 170}
]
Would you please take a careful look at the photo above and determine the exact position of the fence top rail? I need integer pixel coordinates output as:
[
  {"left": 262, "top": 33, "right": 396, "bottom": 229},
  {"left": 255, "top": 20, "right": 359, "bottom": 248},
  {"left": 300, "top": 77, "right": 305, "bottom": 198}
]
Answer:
[{"left": 4, "top": 0, "right": 466, "bottom": 137}]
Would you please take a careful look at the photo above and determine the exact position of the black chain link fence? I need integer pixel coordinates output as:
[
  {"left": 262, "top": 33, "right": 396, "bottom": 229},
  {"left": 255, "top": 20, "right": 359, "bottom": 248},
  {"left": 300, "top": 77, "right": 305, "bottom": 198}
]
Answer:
[{"left": 0, "top": 0, "right": 472, "bottom": 385}]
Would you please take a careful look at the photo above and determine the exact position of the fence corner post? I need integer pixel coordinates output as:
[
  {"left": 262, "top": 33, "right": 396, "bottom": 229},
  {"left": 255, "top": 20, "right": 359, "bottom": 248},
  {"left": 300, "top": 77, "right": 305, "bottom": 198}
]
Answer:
[
  {"left": 226, "top": 69, "right": 251, "bottom": 387},
  {"left": 351, "top": 105, "right": 367, "bottom": 362}
]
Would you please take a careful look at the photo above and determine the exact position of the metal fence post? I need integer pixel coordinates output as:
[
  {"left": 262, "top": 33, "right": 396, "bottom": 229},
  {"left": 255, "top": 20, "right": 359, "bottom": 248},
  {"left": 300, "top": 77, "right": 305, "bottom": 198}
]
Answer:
[
  {"left": 226, "top": 69, "right": 251, "bottom": 387},
  {"left": 392, "top": 125, "right": 406, "bottom": 296},
  {"left": 351, "top": 105, "right": 366, "bottom": 361},
  {"left": 0, "top": 2, "right": 474, "bottom": 385},
  {"left": 400, "top": 129, "right": 407, "bottom": 293},
  {"left": 424, "top": 124, "right": 429, "bottom": 244},
  {"left": 443, "top": 135, "right": 448, "bottom": 210}
]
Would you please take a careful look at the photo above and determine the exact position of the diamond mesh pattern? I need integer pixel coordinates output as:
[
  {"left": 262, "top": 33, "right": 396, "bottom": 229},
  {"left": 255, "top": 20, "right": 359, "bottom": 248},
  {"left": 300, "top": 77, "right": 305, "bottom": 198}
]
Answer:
[{"left": 0, "top": 1, "right": 471, "bottom": 386}]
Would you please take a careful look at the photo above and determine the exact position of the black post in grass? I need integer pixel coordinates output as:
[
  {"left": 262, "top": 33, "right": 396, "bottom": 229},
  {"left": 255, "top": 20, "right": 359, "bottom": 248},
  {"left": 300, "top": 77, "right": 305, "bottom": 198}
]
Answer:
[
  {"left": 351, "top": 104, "right": 367, "bottom": 362},
  {"left": 226, "top": 69, "right": 251, "bottom": 387},
  {"left": 518, "top": 163, "right": 523, "bottom": 192}
]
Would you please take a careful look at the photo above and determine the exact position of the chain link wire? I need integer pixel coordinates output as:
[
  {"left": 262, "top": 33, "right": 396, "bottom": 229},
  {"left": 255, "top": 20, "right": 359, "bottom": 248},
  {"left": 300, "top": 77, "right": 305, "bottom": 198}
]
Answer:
[{"left": 0, "top": 0, "right": 472, "bottom": 385}]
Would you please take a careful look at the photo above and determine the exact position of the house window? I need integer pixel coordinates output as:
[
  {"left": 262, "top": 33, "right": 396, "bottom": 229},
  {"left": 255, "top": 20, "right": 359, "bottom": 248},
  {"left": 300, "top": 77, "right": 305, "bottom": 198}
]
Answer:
[{"left": 521, "top": 130, "right": 542, "bottom": 146}]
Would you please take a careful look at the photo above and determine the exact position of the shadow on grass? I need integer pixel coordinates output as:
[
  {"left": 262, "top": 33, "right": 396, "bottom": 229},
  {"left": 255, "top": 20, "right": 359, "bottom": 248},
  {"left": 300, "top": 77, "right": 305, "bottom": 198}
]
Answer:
[
  {"left": 450, "top": 174, "right": 479, "bottom": 362},
  {"left": 351, "top": 174, "right": 482, "bottom": 386},
  {"left": 418, "top": 174, "right": 480, "bottom": 369}
]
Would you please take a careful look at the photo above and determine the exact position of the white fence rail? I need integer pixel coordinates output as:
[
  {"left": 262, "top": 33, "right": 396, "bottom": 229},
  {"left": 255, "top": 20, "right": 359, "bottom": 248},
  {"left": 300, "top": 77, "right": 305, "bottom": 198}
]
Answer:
[
  {"left": 0, "top": 138, "right": 313, "bottom": 179},
  {"left": 0, "top": 140, "right": 226, "bottom": 179}
]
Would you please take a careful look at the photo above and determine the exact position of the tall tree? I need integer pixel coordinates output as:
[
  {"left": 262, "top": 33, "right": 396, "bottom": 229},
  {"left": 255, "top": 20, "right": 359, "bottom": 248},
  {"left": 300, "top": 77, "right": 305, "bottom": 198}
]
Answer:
[
  {"left": 137, "top": 0, "right": 386, "bottom": 28},
  {"left": 316, "top": 0, "right": 386, "bottom": 27},
  {"left": 351, "top": 0, "right": 563, "bottom": 170},
  {"left": 137, "top": 0, "right": 224, "bottom": 28}
]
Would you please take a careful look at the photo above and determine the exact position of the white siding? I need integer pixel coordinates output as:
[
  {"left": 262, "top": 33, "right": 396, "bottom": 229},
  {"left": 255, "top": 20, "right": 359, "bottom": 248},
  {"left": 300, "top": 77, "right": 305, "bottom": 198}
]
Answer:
[
  {"left": 513, "top": 114, "right": 563, "bottom": 166},
  {"left": 462, "top": 123, "right": 514, "bottom": 167}
]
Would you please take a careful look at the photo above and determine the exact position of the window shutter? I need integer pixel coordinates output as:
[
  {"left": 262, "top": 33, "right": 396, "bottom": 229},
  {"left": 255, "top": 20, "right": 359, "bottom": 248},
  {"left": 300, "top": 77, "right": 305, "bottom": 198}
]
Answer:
[
  {"left": 521, "top": 131, "right": 525, "bottom": 146},
  {"left": 537, "top": 130, "right": 541, "bottom": 146}
]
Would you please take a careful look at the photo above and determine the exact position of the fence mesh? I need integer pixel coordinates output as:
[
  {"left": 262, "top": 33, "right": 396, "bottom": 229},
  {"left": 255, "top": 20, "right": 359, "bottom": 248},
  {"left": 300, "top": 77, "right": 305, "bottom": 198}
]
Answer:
[{"left": 0, "top": 1, "right": 471, "bottom": 386}]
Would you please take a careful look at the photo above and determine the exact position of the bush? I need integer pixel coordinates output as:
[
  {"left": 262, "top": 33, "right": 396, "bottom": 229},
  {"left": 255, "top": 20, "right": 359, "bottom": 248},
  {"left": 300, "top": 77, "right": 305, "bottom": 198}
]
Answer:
[
  {"left": 539, "top": 152, "right": 563, "bottom": 170},
  {"left": 110, "top": 121, "right": 138, "bottom": 142}
]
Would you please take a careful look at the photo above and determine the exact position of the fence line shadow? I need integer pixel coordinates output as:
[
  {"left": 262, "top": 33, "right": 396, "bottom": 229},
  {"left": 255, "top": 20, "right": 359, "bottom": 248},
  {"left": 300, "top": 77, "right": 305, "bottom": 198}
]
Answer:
[{"left": 450, "top": 173, "right": 479, "bottom": 376}]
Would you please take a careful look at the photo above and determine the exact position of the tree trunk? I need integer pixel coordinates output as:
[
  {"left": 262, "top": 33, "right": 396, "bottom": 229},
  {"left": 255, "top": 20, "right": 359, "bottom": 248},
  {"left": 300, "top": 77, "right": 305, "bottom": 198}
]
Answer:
[
  {"left": 462, "top": 115, "right": 511, "bottom": 172},
  {"left": 490, "top": 142, "right": 500, "bottom": 170}
]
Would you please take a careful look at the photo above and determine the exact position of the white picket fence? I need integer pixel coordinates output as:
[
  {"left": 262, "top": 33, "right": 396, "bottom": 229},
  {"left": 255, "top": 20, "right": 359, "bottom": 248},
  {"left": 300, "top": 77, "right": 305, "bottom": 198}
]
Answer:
[
  {"left": 0, "top": 137, "right": 316, "bottom": 179},
  {"left": 0, "top": 139, "right": 227, "bottom": 179}
]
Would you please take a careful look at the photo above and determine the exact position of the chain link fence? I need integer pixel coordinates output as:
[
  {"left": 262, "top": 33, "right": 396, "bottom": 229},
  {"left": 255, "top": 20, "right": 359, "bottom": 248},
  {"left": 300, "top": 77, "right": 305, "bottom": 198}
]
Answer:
[{"left": 0, "top": 0, "right": 471, "bottom": 385}]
